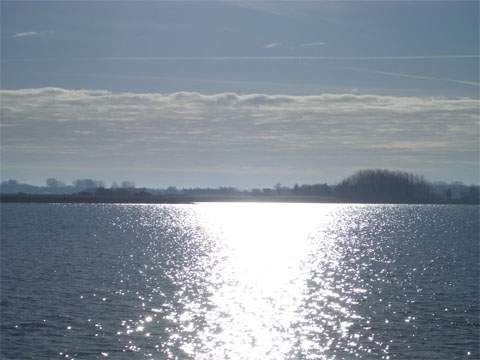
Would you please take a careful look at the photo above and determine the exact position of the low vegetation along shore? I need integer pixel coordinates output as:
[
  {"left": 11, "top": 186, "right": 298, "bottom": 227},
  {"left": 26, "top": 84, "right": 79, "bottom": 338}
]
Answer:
[{"left": 1, "top": 170, "right": 478, "bottom": 205}]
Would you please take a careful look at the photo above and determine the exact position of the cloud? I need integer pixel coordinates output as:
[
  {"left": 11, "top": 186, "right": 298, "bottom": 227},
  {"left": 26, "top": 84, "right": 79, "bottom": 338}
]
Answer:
[
  {"left": 1, "top": 88, "right": 478, "bottom": 183},
  {"left": 265, "top": 42, "right": 282, "bottom": 49},
  {"left": 300, "top": 41, "right": 326, "bottom": 47},
  {"left": 11, "top": 31, "right": 53, "bottom": 39},
  {"left": 12, "top": 31, "right": 38, "bottom": 38},
  {"left": 4, "top": 55, "right": 479, "bottom": 64}
]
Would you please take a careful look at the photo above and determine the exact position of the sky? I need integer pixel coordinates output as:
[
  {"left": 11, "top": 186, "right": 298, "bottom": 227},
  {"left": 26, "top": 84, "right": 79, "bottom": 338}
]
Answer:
[{"left": 1, "top": 0, "right": 479, "bottom": 188}]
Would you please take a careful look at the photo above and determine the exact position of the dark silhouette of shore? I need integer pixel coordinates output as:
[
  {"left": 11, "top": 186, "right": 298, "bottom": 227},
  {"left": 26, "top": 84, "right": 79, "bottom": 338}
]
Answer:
[{"left": 1, "top": 169, "right": 478, "bottom": 205}]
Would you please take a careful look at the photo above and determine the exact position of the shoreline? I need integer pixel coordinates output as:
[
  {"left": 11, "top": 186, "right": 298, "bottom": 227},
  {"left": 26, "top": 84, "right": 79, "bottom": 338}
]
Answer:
[{"left": 0, "top": 194, "right": 476, "bottom": 205}]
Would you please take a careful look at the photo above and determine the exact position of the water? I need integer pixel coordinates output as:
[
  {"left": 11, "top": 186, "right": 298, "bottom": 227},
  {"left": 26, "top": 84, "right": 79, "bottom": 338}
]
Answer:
[{"left": 1, "top": 203, "right": 478, "bottom": 359}]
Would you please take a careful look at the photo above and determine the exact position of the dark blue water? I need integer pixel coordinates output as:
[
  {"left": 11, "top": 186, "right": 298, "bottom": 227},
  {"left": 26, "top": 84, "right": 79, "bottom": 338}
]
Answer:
[{"left": 1, "top": 203, "right": 478, "bottom": 359}]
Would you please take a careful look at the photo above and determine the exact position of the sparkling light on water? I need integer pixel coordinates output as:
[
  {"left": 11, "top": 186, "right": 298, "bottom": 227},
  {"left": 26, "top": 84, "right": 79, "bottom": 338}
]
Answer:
[
  {"left": 186, "top": 203, "right": 343, "bottom": 359},
  {"left": 121, "top": 203, "right": 387, "bottom": 359},
  {"left": 1, "top": 203, "right": 478, "bottom": 359}
]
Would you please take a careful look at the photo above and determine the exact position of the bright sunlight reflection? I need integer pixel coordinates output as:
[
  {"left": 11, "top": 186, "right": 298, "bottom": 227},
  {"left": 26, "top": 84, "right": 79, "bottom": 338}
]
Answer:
[{"left": 173, "top": 203, "right": 354, "bottom": 360}]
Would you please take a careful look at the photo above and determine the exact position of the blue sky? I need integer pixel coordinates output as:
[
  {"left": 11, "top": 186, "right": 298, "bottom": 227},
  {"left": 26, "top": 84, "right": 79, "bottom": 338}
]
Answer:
[{"left": 1, "top": 1, "right": 479, "bottom": 187}]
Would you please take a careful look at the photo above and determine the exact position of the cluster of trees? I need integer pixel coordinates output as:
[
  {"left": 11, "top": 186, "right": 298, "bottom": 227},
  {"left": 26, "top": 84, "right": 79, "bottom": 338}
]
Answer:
[
  {"left": 335, "top": 169, "right": 432, "bottom": 203},
  {"left": 1, "top": 170, "right": 479, "bottom": 204},
  {"left": 158, "top": 186, "right": 239, "bottom": 196},
  {"left": 47, "top": 178, "right": 135, "bottom": 190},
  {"left": 0, "top": 178, "right": 136, "bottom": 194}
]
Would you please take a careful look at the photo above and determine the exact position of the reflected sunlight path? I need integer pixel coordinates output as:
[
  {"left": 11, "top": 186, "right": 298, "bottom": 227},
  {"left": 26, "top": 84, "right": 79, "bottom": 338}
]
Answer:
[{"left": 176, "top": 203, "right": 353, "bottom": 360}]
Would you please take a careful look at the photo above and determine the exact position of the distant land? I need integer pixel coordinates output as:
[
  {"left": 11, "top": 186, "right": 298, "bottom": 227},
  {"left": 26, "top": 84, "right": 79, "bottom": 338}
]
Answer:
[{"left": 1, "top": 170, "right": 478, "bottom": 205}]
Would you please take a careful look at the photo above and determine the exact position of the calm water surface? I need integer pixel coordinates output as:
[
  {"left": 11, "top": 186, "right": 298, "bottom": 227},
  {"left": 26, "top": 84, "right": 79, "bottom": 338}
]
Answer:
[{"left": 1, "top": 203, "right": 479, "bottom": 359}]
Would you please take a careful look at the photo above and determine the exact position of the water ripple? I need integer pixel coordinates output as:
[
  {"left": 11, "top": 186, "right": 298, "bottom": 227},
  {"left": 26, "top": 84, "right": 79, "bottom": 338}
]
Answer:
[{"left": 1, "top": 203, "right": 478, "bottom": 359}]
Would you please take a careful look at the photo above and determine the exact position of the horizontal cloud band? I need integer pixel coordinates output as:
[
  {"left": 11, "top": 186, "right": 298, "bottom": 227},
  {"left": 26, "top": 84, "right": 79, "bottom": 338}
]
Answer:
[
  {"left": 1, "top": 87, "right": 478, "bottom": 180},
  {"left": 2, "top": 87, "right": 478, "bottom": 114}
]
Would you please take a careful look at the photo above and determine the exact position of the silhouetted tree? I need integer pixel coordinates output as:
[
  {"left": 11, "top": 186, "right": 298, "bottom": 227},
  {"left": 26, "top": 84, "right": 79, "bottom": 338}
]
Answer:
[
  {"left": 2, "top": 179, "right": 18, "bottom": 186},
  {"left": 293, "top": 184, "right": 299, "bottom": 194},
  {"left": 73, "top": 179, "right": 104, "bottom": 190},
  {"left": 335, "top": 169, "right": 433, "bottom": 203},
  {"left": 463, "top": 185, "right": 480, "bottom": 204},
  {"left": 445, "top": 188, "right": 452, "bottom": 201},
  {"left": 121, "top": 180, "right": 135, "bottom": 189},
  {"left": 165, "top": 186, "right": 178, "bottom": 195},
  {"left": 275, "top": 182, "right": 282, "bottom": 195},
  {"left": 46, "top": 178, "right": 65, "bottom": 188}
]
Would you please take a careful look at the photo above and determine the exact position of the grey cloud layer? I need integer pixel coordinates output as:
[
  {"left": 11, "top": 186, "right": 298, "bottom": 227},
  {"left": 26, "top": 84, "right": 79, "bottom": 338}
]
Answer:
[{"left": 1, "top": 88, "right": 478, "bottom": 179}]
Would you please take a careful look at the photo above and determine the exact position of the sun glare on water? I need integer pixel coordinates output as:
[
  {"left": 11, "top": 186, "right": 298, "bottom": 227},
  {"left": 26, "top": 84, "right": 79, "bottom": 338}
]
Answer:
[
  {"left": 168, "top": 203, "right": 356, "bottom": 360},
  {"left": 5, "top": 203, "right": 474, "bottom": 359}
]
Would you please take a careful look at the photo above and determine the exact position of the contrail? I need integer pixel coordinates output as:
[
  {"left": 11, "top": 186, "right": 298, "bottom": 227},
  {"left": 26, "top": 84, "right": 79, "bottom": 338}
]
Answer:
[
  {"left": 2, "top": 54, "right": 479, "bottom": 63},
  {"left": 333, "top": 65, "right": 480, "bottom": 87}
]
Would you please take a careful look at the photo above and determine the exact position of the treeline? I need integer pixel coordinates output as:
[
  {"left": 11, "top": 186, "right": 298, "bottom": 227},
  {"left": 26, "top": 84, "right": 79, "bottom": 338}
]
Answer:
[
  {"left": 0, "top": 178, "right": 136, "bottom": 195},
  {"left": 335, "top": 169, "right": 432, "bottom": 203},
  {"left": 1, "top": 169, "right": 479, "bottom": 204}
]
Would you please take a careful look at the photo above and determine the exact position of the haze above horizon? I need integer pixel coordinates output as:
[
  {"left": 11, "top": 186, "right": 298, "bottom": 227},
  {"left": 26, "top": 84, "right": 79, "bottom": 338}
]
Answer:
[{"left": 1, "top": 1, "right": 479, "bottom": 187}]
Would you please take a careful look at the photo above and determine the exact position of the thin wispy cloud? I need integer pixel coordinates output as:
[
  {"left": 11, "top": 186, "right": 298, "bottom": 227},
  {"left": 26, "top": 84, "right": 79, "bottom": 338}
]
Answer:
[
  {"left": 234, "top": 1, "right": 323, "bottom": 24},
  {"left": 300, "top": 41, "right": 326, "bottom": 47},
  {"left": 12, "top": 31, "right": 39, "bottom": 38},
  {"left": 265, "top": 42, "right": 282, "bottom": 49},
  {"left": 3, "top": 54, "right": 478, "bottom": 63},
  {"left": 11, "top": 30, "right": 53, "bottom": 39},
  {"left": 336, "top": 65, "right": 480, "bottom": 87}
]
